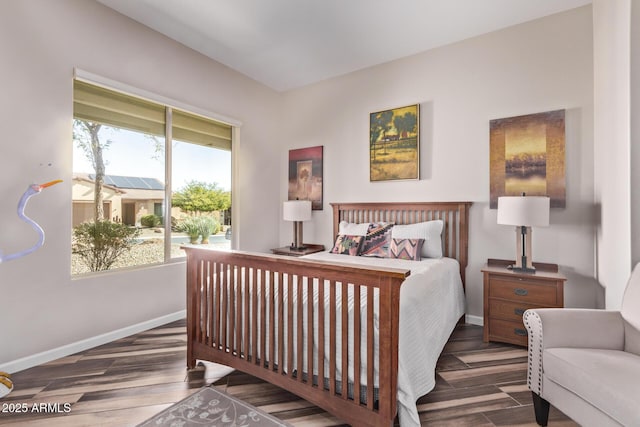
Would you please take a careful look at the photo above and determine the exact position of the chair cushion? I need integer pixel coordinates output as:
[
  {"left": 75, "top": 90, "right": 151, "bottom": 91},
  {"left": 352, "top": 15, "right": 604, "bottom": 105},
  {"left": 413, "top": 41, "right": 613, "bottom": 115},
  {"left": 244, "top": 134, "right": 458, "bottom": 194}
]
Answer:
[
  {"left": 622, "top": 263, "right": 640, "bottom": 355},
  {"left": 624, "top": 320, "right": 640, "bottom": 356},
  {"left": 544, "top": 348, "right": 640, "bottom": 426}
]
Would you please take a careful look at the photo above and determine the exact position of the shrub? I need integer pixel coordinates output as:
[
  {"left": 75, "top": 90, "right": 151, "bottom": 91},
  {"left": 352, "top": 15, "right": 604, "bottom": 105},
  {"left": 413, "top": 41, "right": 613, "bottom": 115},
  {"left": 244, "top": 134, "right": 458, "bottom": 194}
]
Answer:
[
  {"left": 177, "top": 216, "right": 220, "bottom": 244},
  {"left": 141, "top": 214, "right": 161, "bottom": 228},
  {"left": 72, "top": 220, "right": 141, "bottom": 272},
  {"left": 177, "top": 217, "right": 202, "bottom": 243},
  {"left": 196, "top": 216, "right": 220, "bottom": 243}
]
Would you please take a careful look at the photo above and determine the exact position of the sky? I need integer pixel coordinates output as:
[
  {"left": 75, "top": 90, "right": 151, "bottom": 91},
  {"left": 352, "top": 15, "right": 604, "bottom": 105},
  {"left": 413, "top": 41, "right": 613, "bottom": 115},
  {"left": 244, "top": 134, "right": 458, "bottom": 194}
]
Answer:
[{"left": 73, "top": 127, "right": 231, "bottom": 191}]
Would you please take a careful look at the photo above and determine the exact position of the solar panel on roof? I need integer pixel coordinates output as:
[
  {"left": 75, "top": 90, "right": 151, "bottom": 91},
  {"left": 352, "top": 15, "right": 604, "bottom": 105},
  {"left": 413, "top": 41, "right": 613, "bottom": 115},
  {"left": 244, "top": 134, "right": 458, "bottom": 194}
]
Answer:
[
  {"left": 130, "top": 177, "right": 146, "bottom": 189},
  {"left": 87, "top": 174, "right": 164, "bottom": 190},
  {"left": 122, "top": 177, "right": 136, "bottom": 188},
  {"left": 107, "top": 175, "right": 124, "bottom": 187}
]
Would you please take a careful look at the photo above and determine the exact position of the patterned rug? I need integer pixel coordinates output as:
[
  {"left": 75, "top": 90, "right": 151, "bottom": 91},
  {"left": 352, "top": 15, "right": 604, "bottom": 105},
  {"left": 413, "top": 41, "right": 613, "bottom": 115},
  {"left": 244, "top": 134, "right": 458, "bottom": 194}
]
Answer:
[{"left": 138, "top": 386, "right": 292, "bottom": 427}]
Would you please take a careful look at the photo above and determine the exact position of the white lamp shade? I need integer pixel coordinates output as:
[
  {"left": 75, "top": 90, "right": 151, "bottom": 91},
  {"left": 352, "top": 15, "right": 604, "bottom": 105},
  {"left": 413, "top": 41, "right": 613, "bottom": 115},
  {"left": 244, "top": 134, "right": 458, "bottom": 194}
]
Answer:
[
  {"left": 497, "top": 196, "right": 550, "bottom": 227},
  {"left": 283, "top": 200, "right": 312, "bottom": 221}
]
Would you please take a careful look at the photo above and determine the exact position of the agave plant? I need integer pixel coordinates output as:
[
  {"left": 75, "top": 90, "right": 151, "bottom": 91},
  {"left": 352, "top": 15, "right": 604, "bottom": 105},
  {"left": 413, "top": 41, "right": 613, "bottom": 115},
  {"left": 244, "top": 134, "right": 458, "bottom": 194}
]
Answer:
[
  {"left": 178, "top": 217, "right": 201, "bottom": 244},
  {"left": 196, "top": 216, "right": 219, "bottom": 244},
  {"left": 177, "top": 216, "right": 220, "bottom": 244}
]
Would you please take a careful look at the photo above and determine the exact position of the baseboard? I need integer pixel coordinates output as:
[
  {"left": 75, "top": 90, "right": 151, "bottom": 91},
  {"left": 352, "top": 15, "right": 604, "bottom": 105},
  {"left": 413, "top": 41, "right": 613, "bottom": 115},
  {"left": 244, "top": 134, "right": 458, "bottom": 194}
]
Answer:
[
  {"left": 465, "top": 314, "right": 484, "bottom": 326},
  {"left": 3, "top": 310, "right": 483, "bottom": 373},
  {"left": 1, "top": 310, "right": 186, "bottom": 374}
]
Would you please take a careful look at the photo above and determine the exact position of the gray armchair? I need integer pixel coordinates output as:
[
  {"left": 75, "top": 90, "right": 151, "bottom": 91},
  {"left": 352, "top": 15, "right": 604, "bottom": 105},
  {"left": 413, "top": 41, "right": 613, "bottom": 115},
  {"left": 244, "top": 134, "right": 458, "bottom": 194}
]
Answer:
[{"left": 523, "top": 263, "right": 640, "bottom": 426}]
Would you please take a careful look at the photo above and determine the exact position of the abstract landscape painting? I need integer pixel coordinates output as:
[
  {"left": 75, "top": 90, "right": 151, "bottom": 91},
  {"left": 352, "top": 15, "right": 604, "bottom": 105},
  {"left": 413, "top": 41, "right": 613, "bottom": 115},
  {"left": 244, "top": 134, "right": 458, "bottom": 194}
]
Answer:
[{"left": 490, "top": 109, "right": 565, "bottom": 208}]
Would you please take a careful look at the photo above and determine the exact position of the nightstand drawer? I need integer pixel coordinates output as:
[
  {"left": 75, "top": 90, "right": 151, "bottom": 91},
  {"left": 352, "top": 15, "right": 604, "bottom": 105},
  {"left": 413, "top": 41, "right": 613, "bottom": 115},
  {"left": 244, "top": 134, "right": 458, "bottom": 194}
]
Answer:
[
  {"left": 483, "top": 261, "right": 566, "bottom": 346},
  {"left": 487, "top": 318, "right": 528, "bottom": 347},
  {"left": 489, "top": 276, "right": 558, "bottom": 305},
  {"left": 488, "top": 299, "right": 539, "bottom": 323}
]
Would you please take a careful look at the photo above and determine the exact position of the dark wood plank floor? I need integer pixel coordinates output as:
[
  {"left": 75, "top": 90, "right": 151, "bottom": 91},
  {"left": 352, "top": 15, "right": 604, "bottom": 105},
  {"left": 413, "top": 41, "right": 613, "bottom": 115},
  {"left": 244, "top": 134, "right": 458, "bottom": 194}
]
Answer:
[{"left": 1, "top": 319, "right": 576, "bottom": 426}]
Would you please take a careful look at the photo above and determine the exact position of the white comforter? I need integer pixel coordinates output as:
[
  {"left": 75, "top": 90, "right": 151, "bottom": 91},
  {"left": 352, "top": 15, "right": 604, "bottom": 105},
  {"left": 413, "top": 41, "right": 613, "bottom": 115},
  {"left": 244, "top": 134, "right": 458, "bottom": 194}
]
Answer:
[{"left": 302, "top": 252, "right": 465, "bottom": 427}]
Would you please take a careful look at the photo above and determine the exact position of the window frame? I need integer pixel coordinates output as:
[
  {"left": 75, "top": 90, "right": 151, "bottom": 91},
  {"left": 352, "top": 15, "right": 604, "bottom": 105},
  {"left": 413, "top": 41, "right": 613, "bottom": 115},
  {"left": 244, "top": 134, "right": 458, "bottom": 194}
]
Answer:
[{"left": 73, "top": 69, "right": 240, "bottom": 270}]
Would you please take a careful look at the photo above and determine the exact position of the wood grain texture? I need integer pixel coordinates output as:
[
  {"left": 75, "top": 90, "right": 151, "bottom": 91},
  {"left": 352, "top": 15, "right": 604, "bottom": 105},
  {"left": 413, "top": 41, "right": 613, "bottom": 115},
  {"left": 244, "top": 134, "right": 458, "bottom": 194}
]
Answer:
[
  {"left": 331, "top": 202, "right": 472, "bottom": 289},
  {"left": 183, "top": 201, "right": 471, "bottom": 426},
  {"left": 482, "top": 262, "right": 566, "bottom": 346},
  {"left": 2, "top": 320, "right": 576, "bottom": 426},
  {"left": 184, "top": 246, "right": 408, "bottom": 426}
]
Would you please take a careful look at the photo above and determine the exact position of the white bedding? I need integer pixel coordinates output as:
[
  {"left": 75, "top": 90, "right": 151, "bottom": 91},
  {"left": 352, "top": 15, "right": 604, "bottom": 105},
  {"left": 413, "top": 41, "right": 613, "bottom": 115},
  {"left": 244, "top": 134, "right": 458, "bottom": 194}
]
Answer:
[{"left": 301, "top": 252, "right": 465, "bottom": 427}]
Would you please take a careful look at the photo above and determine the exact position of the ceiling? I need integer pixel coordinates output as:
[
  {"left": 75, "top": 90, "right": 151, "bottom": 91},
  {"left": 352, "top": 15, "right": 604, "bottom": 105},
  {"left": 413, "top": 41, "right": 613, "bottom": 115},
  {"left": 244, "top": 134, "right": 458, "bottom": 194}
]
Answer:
[{"left": 97, "top": 0, "right": 591, "bottom": 92}]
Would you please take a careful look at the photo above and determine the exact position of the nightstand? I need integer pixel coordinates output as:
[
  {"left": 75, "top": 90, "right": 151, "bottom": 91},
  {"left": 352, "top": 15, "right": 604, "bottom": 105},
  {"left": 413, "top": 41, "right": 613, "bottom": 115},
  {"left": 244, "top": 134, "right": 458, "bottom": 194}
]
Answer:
[
  {"left": 482, "top": 259, "right": 566, "bottom": 346},
  {"left": 271, "top": 244, "right": 325, "bottom": 257}
]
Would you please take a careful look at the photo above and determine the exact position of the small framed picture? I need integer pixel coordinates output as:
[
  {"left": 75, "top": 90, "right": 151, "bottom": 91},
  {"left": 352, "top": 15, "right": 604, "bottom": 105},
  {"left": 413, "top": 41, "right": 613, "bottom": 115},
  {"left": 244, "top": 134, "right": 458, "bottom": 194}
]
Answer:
[{"left": 288, "top": 146, "right": 323, "bottom": 210}]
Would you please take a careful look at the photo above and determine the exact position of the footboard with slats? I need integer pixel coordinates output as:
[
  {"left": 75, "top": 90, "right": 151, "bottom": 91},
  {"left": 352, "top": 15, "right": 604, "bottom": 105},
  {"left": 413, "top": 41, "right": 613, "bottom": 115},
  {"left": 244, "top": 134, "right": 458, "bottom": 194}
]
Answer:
[
  {"left": 185, "top": 248, "right": 408, "bottom": 427},
  {"left": 185, "top": 201, "right": 471, "bottom": 426}
]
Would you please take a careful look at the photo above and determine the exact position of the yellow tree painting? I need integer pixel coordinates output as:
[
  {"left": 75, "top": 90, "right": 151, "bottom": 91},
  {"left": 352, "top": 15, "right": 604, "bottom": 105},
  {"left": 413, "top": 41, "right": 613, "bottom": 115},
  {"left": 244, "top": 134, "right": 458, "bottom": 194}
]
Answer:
[
  {"left": 490, "top": 109, "right": 565, "bottom": 208},
  {"left": 370, "top": 104, "right": 419, "bottom": 181}
]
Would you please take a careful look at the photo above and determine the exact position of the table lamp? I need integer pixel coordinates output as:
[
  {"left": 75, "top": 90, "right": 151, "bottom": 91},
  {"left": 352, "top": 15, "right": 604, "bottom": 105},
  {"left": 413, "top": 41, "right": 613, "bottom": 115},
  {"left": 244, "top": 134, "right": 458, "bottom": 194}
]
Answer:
[
  {"left": 497, "top": 194, "right": 550, "bottom": 273},
  {"left": 283, "top": 200, "right": 312, "bottom": 250}
]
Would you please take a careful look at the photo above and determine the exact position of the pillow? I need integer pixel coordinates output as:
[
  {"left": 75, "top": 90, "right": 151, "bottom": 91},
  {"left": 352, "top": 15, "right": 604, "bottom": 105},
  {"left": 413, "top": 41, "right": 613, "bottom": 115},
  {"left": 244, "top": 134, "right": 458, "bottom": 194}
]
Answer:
[
  {"left": 389, "top": 238, "right": 424, "bottom": 261},
  {"left": 391, "top": 220, "right": 444, "bottom": 258},
  {"left": 330, "top": 234, "right": 364, "bottom": 256},
  {"left": 360, "top": 222, "right": 394, "bottom": 257},
  {"left": 338, "top": 221, "right": 370, "bottom": 236}
]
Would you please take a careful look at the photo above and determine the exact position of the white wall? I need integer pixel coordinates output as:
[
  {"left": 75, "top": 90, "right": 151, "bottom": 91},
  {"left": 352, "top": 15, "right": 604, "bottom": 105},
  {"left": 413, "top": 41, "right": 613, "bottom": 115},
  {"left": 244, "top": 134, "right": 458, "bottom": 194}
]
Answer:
[
  {"left": 280, "top": 6, "right": 597, "bottom": 320},
  {"left": 0, "top": 1, "right": 607, "bottom": 370},
  {"left": 0, "top": 0, "right": 282, "bottom": 370},
  {"left": 632, "top": 0, "right": 640, "bottom": 268},
  {"left": 593, "top": 0, "right": 632, "bottom": 310}
]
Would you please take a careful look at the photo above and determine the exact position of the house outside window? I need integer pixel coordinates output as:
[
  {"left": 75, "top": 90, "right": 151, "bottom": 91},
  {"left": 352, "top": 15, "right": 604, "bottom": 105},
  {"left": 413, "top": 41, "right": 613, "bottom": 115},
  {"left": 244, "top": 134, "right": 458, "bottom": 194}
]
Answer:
[{"left": 72, "top": 78, "right": 232, "bottom": 276}]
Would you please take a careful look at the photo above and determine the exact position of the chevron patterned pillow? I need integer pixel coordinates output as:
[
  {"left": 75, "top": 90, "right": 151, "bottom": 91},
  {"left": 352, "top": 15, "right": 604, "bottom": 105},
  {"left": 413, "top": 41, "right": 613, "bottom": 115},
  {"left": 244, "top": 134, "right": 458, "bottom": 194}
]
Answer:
[
  {"left": 391, "top": 220, "right": 443, "bottom": 258},
  {"left": 389, "top": 238, "right": 424, "bottom": 261}
]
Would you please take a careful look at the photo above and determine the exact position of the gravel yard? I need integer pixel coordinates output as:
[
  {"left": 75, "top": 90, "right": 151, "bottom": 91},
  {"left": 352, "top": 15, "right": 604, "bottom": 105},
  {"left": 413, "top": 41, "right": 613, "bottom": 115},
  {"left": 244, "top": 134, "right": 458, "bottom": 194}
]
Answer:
[{"left": 71, "top": 231, "right": 230, "bottom": 275}]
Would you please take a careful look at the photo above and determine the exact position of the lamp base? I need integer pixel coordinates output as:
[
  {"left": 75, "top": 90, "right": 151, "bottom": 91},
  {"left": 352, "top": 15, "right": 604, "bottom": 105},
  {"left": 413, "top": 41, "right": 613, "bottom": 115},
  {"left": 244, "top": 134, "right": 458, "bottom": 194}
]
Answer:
[
  {"left": 507, "top": 264, "right": 536, "bottom": 274},
  {"left": 512, "top": 226, "right": 537, "bottom": 273},
  {"left": 291, "top": 221, "right": 305, "bottom": 250}
]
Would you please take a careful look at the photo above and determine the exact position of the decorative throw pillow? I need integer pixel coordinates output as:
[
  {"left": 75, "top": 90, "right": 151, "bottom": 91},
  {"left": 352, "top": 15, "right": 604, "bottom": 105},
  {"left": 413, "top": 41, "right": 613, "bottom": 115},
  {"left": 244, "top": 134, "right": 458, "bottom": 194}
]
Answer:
[
  {"left": 389, "top": 238, "right": 424, "bottom": 261},
  {"left": 391, "top": 220, "right": 444, "bottom": 258},
  {"left": 360, "top": 222, "right": 394, "bottom": 257},
  {"left": 338, "top": 221, "right": 370, "bottom": 236},
  {"left": 330, "top": 234, "right": 364, "bottom": 256}
]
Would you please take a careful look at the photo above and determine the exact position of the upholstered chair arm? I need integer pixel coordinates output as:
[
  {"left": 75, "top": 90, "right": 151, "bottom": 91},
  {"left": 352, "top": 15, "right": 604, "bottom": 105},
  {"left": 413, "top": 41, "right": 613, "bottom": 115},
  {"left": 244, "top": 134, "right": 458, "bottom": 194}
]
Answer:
[{"left": 523, "top": 308, "right": 624, "bottom": 396}]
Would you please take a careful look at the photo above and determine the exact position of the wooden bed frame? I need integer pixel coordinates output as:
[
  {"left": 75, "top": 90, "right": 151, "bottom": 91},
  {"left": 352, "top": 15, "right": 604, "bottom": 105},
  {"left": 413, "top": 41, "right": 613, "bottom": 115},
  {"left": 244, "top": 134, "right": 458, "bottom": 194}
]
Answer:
[{"left": 185, "top": 201, "right": 471, "bottom": 426}]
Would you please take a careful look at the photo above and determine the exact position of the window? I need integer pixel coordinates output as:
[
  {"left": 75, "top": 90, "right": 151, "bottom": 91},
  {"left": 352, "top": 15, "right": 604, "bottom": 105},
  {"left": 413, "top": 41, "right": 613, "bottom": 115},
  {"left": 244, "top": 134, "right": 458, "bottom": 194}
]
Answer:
[{"left": 72, "top": 79, "right": 232, "bottom": 275}]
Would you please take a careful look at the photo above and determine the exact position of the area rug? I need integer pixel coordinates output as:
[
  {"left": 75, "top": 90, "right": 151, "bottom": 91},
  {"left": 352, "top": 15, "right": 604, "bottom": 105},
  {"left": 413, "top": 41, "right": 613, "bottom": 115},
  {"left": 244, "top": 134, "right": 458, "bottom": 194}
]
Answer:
[{"left": 138, "top": 386, "right": 292, "bottom": 427}]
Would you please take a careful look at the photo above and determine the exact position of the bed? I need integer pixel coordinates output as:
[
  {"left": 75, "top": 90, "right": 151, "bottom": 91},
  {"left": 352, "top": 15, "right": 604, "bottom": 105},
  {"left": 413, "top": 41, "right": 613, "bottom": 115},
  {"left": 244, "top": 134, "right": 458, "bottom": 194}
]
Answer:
[{"left": 184, "top": 201, "right": 472, "bottom": 426}]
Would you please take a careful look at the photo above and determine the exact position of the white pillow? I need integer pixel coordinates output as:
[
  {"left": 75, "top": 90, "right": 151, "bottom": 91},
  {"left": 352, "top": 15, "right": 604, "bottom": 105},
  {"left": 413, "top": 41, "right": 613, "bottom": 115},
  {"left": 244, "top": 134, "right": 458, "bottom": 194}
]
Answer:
[
  {"left": 391, "top": 220, "right": 444, "bottom": 258},
  {"left": 338, "top": 221, "right": 370, "bottom": 236}
]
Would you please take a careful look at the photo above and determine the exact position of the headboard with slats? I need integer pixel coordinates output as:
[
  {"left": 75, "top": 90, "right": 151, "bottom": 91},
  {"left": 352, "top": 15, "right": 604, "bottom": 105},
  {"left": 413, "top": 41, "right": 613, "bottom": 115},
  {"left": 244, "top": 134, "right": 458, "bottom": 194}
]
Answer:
[{"left": 331, "top": 202, "right": 472, "bottom": 288}]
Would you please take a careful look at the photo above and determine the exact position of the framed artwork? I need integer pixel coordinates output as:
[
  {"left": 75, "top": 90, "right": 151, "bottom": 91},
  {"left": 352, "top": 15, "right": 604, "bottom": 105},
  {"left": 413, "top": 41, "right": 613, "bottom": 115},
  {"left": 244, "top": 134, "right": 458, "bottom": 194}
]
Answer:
[
  {"left": 370, "top": 104, "right": 420, "bottom": 181},
  {"left": 490, "top": 109, "right": 566, "bottom": 208},
  {"left": 288, "top": 145, "right": 323, "bottom": 210}
]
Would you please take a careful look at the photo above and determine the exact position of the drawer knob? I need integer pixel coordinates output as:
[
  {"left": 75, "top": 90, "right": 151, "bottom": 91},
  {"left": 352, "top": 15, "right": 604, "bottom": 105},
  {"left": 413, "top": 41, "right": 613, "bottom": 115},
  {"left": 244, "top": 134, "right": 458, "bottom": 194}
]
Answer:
[
  {"left": 514, "top": 308, "right": 525, "bottom": 316},
  {"left": 514, "top": 328, "right": 528, "bottom": 336},
  {"left": 514, "top": 288, "right": 528, "bottom": 296}
]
